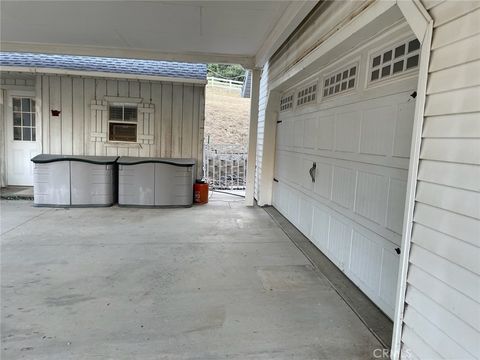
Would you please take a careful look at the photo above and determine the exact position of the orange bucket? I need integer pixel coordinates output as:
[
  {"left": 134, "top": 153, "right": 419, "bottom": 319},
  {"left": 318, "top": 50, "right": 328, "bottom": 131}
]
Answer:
[{"left": 194, "top": 181, "right": 209, "bottom": 204}]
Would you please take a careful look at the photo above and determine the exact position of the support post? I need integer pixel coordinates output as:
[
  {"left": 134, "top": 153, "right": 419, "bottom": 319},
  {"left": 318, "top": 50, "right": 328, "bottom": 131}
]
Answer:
[{"left": 244, "top": 69, "right": 261, "bottom": 206}]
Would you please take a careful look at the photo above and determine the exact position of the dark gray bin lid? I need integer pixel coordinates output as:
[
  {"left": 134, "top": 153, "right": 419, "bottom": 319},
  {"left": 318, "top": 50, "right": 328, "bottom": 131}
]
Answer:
[
  {"left": 31, "top": 154, "right": 119, "bottom": 165},
  {"left": 117, "top": 157, "right": 195, "bottom": 167}
]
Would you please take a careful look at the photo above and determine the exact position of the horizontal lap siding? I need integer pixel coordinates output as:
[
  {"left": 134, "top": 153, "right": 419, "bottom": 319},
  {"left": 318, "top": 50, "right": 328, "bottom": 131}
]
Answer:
[
  {"left": 37, "top": 75, "right": 204, "bottom": 173},
  {"left": 255, "top": 62, "right": 270, "bottom": 201},
  {"left": 401, "top": 2, "right": 480, "bottom": 359}
]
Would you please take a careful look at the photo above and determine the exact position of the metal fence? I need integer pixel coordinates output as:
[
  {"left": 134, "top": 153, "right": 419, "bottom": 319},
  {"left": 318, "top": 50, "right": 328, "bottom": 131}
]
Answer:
[{"left": 203, "top": 143, "right": 247, "bottom": 190}]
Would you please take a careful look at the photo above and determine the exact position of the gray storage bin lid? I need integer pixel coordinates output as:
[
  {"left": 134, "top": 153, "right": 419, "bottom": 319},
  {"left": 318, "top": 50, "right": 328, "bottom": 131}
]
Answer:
[
  {"left": 117, "top": 157, "right": 195, "bottom": 167},
  {"left": 31, "top": 154, "right": 119, "bottom": 165}
]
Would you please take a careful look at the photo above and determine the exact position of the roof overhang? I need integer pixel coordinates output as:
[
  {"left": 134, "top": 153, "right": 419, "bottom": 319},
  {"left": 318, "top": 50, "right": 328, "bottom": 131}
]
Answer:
[
  {"left": 0, "top": 1, "right": 318, "bottom": 68},
  {"left": 0, "top": 65, "right": 208, "bottom": 84}
]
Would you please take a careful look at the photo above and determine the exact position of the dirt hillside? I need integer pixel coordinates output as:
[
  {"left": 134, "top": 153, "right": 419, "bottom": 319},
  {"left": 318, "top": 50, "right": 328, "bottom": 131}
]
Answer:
[{"left": 204, "top": 87, "right": 250, "bottom": 146}]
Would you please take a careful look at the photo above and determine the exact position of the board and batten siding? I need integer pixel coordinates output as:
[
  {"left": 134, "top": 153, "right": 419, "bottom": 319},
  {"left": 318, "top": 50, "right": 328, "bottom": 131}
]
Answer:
[
  {"left": 36, "top": 74, "right": 205, "bottom": 177},
  {"left": 400, "top": 2, "right": 480, "bottom": 359}
]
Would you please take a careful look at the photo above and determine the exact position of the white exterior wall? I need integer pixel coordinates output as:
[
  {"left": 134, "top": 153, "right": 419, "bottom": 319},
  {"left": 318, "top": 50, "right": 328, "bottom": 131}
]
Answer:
[
  {"left": 399, "top": 2, "right": 480, "bottom": 359},
  {"left": 0, "top": 89, "right": 4, "bottom": 187},
  {"left": 254, "top": 61, "right": 270, "bottom": 201},
  {"left": 1, "top": 73, "right": 206, "bottom": 185}
]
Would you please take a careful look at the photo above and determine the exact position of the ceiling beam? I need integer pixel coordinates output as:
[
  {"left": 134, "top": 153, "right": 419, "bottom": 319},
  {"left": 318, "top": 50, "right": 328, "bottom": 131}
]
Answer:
[
  {"left": 254, "top": 1, "right": 319, "bottom": 68},
  {"left": 0, "top": 42, "right": 256, "bottom": 68}
]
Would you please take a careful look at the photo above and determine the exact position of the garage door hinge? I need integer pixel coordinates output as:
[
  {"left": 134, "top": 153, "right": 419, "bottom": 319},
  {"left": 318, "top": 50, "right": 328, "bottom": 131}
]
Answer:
[{"left": 273, "top": 178, "right": 279, "bottom": 182}]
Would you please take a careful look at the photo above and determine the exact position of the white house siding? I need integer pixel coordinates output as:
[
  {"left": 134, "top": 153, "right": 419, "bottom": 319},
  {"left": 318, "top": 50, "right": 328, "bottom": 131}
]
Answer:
[
  {"left": 0, "top": 89, "right": 4, "bottom": 187},
  {"left": 400, "top": 2, "right": 480, "bottom": 359},
  {"left": 33, "top": 75, "right": 205, "bottom": 178},
  {"left": 255, "top": 61, "right": 270, "bottom": 201}
]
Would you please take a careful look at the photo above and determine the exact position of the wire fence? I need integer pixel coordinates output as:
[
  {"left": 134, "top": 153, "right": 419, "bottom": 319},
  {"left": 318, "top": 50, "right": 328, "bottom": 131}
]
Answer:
[{"left": 203, "top": 142, "right": 247, "bottom": 190}]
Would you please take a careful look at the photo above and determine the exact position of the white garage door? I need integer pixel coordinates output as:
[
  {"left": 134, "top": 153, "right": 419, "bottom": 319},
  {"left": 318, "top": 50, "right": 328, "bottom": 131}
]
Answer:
[{"left": 272, "top": 25, "right": 420, "bottom": 318}]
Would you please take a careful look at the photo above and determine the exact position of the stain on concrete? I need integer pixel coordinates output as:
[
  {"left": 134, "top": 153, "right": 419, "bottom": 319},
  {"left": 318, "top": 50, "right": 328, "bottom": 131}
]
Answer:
[
  {"left": 256, "top": 265, "right": 329, "bottom": 291},
  {"left": 45, "top": 294, "right": 95, "bottom": 307},
  {"left": 184, "top": 305, "right": 226, "bottom": 334}
]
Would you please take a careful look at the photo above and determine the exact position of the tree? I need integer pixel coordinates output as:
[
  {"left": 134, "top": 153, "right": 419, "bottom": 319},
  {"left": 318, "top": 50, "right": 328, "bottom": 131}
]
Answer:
[{"left": 207, "top": 64, "right": 245, "bottom": 81}]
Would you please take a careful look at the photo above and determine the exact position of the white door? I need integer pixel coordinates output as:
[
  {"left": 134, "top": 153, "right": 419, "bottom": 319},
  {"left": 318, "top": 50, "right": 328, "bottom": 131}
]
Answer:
[
  {"left": 272, "top": 27, "right": 420, "bottom": 318},
  {"left": 6, "top": 93, "right": 39, "bottom": 186}
]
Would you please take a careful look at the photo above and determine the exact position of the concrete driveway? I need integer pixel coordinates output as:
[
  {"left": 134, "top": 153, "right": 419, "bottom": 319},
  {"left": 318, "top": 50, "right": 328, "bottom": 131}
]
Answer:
[{"left": 1, "top": 194, "right": 382, "bottom": 359}]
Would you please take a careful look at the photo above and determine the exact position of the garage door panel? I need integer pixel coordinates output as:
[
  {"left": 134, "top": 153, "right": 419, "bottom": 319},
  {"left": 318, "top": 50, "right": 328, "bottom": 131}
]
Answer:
[
  {"left": 328, "top": 217, "right": 352, "bottom": 271},
  {"left": 277, "top": 157, "right": 405, "bottom": 245},
  {"left": 393, "top": 100, "right": 416, "bottom": 158},
  {"left": 334, "top": 111, "right": 359, "bottom": 153},
  {"left": 303, "top": 117, "right": 317, "bottom": 149},
  {"left": 301, "top": 159, "right": 315, "bottom": 191},
  {"left": 298, "top": 196, "right": 314, "bottom": 237},
  {"left": 350, "top": 231, "right": 383, "bottom": 294},
  {"left": 360, "top": 105, "right": 396, "bottom": 156},
  {"left": 379, "top": 249, "right": 400, "bottom": 314},
  {"left": 354, "top": 171, "right": 389, "bottom": 225},
  {"left": 331, "top": 165, "right": 356, "bottom": 209},
  {"left": 287, "top": 187, "right": 300, "bottom": 225},
  {"left": 294, "top": 119, "right": 304, "bottom": 148},
  {"left": 387, "top": 178, "right": 408, "bottom": 234},
  {"left": 317, "top": 114, "right": 334, "bottom": 150},
  {"left": 313, "top": 161, "right": 333, "bottom": 199},
  {"left": 312, "top": 206, "right": 330, "bottom": 252}
]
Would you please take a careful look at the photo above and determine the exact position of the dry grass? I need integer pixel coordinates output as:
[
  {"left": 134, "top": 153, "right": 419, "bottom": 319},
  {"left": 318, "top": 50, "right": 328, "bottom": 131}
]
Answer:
[{"left": 204, "top": 87, "right": 250, "bottom": 146}]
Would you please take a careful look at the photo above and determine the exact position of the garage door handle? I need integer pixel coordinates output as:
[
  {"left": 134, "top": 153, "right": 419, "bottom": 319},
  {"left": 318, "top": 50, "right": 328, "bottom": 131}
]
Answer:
[{"left": 309, "top": 162, "right": 316, "bottom": 183}]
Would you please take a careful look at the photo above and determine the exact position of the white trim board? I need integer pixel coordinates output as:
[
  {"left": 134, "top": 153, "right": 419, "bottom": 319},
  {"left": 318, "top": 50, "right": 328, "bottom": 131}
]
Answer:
[
  {"left": 0, "top": 66, "right": 207, "bottom": 85},
  {"left": 0, "top": 42, "right": 255, "bottom": 68},
  {"left": 255, "top": 1, "right": 319, "bottom": 68},
  {"left": 391, "top": 2, "right": 433, "bottom": 359}
]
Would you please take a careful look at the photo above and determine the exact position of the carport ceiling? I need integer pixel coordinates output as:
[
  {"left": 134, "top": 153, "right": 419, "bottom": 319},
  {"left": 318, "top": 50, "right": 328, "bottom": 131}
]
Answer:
[{"left": 0, "top": 1, "right": 317, "bottom": 67}]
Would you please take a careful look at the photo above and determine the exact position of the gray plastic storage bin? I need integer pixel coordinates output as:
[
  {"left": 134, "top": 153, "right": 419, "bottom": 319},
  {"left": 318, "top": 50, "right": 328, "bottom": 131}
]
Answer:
[
  {"left": 31, "top": 154, "right": 118, "bottom": 207},
  {"left": 117, "top": 157, "right": 195, "bottom": 207}
]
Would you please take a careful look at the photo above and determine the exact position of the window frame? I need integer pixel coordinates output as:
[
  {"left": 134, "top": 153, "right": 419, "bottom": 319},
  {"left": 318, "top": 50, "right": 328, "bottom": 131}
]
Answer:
[
  {"left": 107, "top": 102, "right": 139, "bottom": 143},
  {"left": 321, "top": 62, "right": 359, "bottom": 100},
  {"left": 296, "top": 82, "right": 318, "bottom": 108},
  {"left": 367, "top": 36, "right": 421, "bottom": 86},
  {"left": 280, "top": 93, "right": 294, "bottom": 112},
  {"left": 12, "top": 97, "right": 36, "bottom": 142}
]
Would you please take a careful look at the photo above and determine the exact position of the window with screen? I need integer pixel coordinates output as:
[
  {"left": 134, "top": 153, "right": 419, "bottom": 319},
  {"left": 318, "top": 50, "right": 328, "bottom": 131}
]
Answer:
[
  {"left": 13, "top": 97, "right": 36, "bottom": 141},
  {"left": 369, "top": 38, "right": 420, "bottom": 83},
  {"left": 108, "top": 103, "right": 137, "bottom": 142}
]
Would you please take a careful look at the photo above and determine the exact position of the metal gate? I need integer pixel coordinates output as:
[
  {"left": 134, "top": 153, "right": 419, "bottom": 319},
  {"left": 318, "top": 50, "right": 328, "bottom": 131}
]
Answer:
[{"left": 203, "top": 143, "right": 247, "bottom": 190}]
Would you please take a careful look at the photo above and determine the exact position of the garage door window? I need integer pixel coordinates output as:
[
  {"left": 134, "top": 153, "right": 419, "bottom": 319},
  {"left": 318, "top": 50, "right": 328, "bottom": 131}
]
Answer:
[
  {"left": 280, "top": 94, "right": 294, "bottom": 111},
  {"left": 297, "top": 84, "right": 317, "bottom": 106},
  {"left": 322, "top": 64, "right": 357, "bottom": 98},
  {"left": 369, "top": 38, "right": 420, "bottom": 83}
]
